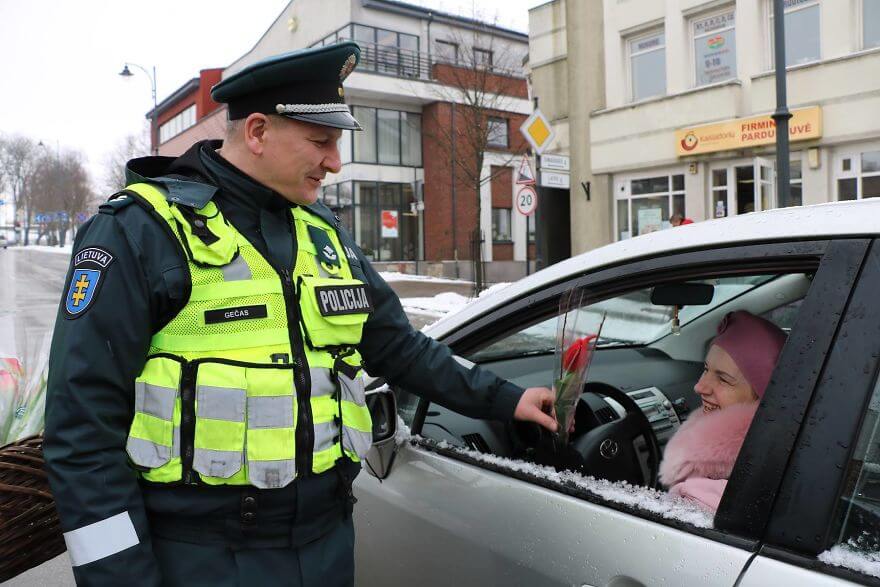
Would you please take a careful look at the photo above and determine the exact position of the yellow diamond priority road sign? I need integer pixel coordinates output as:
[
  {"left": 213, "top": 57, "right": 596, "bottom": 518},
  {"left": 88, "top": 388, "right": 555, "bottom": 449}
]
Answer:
[{"left": 519, "top": 109, "right": 555, "bottom": 155}]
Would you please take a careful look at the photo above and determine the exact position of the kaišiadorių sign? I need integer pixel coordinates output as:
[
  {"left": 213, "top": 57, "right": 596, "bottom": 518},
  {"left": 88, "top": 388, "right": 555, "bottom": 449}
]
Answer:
[{"left": 675, "top": 106, "right": 822, "bottom": 156}]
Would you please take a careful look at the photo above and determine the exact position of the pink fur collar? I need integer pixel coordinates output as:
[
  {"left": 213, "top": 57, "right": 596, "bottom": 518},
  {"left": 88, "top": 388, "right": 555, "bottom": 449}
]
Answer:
[{"left": 658, "top": 401, "right": 758, "bottom": 488}]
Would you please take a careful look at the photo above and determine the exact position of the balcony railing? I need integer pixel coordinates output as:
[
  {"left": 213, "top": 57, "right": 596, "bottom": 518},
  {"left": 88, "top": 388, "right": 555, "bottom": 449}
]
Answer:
[{"left": 341, "top": 39, "right": 525, "bottom": 82}]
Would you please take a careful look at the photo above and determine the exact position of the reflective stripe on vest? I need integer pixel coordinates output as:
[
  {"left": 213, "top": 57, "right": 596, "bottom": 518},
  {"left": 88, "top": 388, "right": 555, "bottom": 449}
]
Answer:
[{"left": 122, "top": 182, "right": 372, "bottom": 488}]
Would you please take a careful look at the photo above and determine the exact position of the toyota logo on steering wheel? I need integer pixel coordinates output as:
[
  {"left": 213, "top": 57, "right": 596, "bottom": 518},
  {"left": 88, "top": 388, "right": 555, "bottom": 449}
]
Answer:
[{"left": 599, "top": 439, "right": 620, "bottom": 459}]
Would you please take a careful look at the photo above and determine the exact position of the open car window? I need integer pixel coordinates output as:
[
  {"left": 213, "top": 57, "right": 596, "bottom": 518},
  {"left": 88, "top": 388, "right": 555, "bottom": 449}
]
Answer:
[
  {"left": 406, "top": 268, "right": 818, "bottom": 534},
  {"left": 468, "top": 275, "right": 780, "bottom": 363}
]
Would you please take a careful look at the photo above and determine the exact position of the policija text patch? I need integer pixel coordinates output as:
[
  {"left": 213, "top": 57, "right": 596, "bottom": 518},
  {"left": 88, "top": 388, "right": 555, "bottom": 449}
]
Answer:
[
  {"left": 64, "top": 247, "right": 115, "bottom": 319},
  {"left": 315, "top": 284, "right": 373, "bottom": 317},
  {"left": 204, "top": 304, "right": 268, "bottom": 325}
]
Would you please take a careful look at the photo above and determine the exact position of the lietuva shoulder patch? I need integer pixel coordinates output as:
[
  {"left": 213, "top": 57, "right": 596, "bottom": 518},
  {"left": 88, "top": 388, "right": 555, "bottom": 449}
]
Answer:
[
  {"left": 64, "top": 247, "right": 115, "bottom": 319},
  {"left": 98, "top": 193, "right": 135, "bottom": 215}
]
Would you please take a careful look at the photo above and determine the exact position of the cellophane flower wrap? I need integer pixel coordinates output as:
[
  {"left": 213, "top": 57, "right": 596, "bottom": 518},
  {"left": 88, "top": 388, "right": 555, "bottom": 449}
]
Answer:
[
  {"left": 553, "top": 289, "right": 605, "bottom": 446},
  {"left": 0, "top": 313, "right": 51, "bottom": 445}
]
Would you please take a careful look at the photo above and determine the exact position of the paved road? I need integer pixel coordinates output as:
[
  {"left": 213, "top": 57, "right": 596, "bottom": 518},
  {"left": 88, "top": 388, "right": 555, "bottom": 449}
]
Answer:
[{"left": 1, "top": 247, "right": 472, "bottom": 586}]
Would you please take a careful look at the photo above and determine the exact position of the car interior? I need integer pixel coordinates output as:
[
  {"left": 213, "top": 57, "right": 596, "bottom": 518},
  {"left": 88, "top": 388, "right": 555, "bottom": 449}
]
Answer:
[{"left": 405, "top": 271, "right": 813, "bottom": 490}]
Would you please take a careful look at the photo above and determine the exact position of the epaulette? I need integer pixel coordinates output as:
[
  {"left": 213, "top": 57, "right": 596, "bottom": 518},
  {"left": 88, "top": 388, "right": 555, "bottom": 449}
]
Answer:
[{"left": 98, "top": 192, "right": 137, "bottom": 215}]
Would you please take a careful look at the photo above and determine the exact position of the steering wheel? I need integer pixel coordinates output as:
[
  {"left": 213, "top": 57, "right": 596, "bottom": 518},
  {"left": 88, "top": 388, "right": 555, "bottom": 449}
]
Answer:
[
  {"left": 507, "top": 382, "right": 662, "bottom": 487},
  {"left": 570, "top": 382, "right": 662, "bottom": 487}
]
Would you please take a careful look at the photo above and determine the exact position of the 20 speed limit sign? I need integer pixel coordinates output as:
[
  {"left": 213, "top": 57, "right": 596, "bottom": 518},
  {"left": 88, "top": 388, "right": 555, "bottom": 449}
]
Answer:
[{"left": 515, "top": 185, "right": 538, "bottom": 216}]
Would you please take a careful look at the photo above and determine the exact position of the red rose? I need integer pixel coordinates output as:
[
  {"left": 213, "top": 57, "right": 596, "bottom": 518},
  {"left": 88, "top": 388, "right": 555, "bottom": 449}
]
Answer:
[{"left": 562, "top": 335, "right": 597, "bottom": 373}]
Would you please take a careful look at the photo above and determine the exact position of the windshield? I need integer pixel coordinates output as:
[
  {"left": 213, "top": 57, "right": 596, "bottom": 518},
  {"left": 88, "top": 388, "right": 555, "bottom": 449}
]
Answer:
[{"left": 469, "top": 275, "right": 776, "bottom": 362}]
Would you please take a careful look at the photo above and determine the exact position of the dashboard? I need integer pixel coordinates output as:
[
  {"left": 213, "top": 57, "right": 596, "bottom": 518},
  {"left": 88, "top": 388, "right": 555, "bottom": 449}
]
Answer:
[{"left": 419, "top": 347, "right": 704, "bottom": 464}]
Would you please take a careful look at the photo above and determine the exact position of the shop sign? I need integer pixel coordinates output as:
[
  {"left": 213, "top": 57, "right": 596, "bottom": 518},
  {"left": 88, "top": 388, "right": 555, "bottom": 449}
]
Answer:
[
  {"left": 675, "top": 106, "right": 822, "bottom": 156},
  {"left": 381, "top": 210, "right": 399, "bottom": 239},
  {"left": 541, "top": 154, "right": 570, "bottom": 171},
  {"left": 540, "top": 170, "right": 570, "bottom": 189},
  {"left": 694, "top": 11, "right": 736, "bottom": 86},
  {"left": 637, "top": 208, "right": 664, "bottom": 235}
]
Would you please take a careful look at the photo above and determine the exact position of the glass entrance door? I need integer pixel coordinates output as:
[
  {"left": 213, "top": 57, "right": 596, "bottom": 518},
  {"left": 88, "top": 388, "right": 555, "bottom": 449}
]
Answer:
[
  {"left": 734, "top": 164, "right": 756, "bottom": 214},
  {"left": 713, "top": 158, "right": 776, "bottom": 217},
  {"left": 755, "top": 157, "right": 775, "bottom": 212}
]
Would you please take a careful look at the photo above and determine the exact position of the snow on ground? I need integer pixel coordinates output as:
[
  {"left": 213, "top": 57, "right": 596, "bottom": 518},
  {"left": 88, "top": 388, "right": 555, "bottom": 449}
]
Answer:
[
  {"left": 9, "top": 244, "right": 73, "bottom": 255},
  {"left": 378, "top": 271, "right": 471, "bottom": 285},
  {"left": 399, "top": 281, "right": 511, "bottom": 330},
  {"left": 819, "top": 536, "right": 880, "bottom": 578},
  {"left": 398, "top": 292, "right": 470, "bottom": 316}
]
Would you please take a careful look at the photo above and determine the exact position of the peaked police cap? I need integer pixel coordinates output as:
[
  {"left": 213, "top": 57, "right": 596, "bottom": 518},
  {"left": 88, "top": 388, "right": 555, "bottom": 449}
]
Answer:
[{"left": 211, "top": 42, "right": 362, "bottom": 130}]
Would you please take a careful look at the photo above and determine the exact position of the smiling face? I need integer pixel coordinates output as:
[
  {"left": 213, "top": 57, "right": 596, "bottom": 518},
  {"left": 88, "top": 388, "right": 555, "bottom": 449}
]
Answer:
[
  {"left": 694, "top": 344, "right": 758, "bottom": 413},
  {"left": 257, "top": 115, "right": 343, "bottom": 206}
]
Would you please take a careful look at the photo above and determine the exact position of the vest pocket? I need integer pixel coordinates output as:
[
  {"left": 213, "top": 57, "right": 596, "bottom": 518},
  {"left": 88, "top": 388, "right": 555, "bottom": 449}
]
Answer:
[
  {"left": 127, "top": 358, "right": 181, "bottom": 470},
  {"left": 192, "top": 363, "right": 246, "bottom": 479},
  {"left": 338, "top": 371, "right": 373, "bottom": 459},
  {"left": 298, "top": 275, "right": 371, "bottom": 349}
]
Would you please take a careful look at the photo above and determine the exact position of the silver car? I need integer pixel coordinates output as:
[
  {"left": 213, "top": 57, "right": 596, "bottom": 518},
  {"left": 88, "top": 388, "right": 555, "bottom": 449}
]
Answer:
[{"left": 355, "top": 200, "right": 880, "bottom": 586}]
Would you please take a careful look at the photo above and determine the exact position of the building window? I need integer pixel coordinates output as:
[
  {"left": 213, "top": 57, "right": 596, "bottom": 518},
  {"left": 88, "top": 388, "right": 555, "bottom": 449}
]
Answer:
[
  {"left": 435, "top": 40, "right": 459, "bottom": 64},
  {"left": 474, "top": 48, "right": 493, "bottom": 69},
  {"left": 352, "top": 107, "right": 422, "bottom": 167},
  {"left": 158, "top": 104, "right": 196, "bottom": 144},
  {"left": 629, "top": 30, "right": 666, "bottom": 102},
  {"left": 865, "top": 0, "right": 880, "bottom": 49},
  {"left": 378, "top": 109, "right": 401, "bottom": 165},
  {"left": 347, "top": 24, "right": 420, "bottom": 77},
  {"left": 711, "top": 168, "right": 729, "bottom": 218},
  {"left": 487, "top": 118, "right": 509, "bottom": 148},
  {"left": 353, "top": 106, "right": 377, "bottom": 163},
  {"left": 615, "top": 173, "right": 685, "bottom": 240},
  {"left": 693, "top": 9, "right": 736, "bottom": 86},
  {"left": 836, "top": 150, "right": 880, "bottom": 201},
  {"left": 492, "top": 208, "right": 512, "bottom": 242},
  {"left": 401, "top": 112, "right": 422, "bottom": 166},
  {"left": 344, "top": 181, "right": 419, "bottom": 261},
  {"left": 790, "top": 158, "right": 804, "bottom": 206},
  {"left": 770, "top": 0, "right": 820, "bottom": 68}
]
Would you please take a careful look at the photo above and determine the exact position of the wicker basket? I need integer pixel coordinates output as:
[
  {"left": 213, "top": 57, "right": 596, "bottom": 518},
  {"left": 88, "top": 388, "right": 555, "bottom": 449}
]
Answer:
[{"left": 0, "top": 434, "right": 66, "bottom": 582}]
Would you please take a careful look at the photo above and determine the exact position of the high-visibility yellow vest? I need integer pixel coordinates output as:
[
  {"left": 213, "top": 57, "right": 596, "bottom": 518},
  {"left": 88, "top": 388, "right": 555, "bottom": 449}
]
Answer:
[{"left": 121, "top": 182, "right": 373, "bottom": 489}]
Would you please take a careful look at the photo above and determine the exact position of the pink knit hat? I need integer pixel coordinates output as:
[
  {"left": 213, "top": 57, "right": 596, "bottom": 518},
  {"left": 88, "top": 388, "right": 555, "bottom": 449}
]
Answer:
[{"left": 711, "top": 310, "right": 787, "bottom": 399}]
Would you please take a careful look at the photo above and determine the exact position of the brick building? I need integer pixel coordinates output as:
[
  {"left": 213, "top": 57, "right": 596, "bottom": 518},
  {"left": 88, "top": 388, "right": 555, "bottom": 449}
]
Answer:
[{"left": 149, "top": 0, "right": 533, "bottom": 281}]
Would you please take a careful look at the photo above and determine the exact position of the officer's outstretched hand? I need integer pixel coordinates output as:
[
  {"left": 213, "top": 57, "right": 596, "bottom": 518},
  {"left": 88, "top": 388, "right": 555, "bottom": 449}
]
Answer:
[{"left": 513, "top": 387, "right": 558, "bottom": 432}]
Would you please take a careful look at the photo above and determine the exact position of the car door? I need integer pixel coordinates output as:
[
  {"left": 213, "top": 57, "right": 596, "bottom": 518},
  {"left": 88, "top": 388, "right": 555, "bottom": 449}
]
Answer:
[
  {"left": 353, "top": 239, "right": 866, "bottom": 587},
  {"left": 738, "top": 239, "right": 880, "bottom": 586}
]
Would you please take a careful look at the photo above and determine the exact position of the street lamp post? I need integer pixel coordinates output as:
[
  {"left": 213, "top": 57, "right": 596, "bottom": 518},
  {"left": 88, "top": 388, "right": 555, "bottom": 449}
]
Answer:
[
  {"left": 119, "top": 62, "right": 158, "bottom": 155},
  {"left": 771, "top": 0, "right": 792, "bottom": 208}
]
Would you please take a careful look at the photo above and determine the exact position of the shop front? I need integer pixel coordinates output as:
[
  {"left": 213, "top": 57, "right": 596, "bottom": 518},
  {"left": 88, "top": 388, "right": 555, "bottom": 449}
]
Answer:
[{"left": 612, "top": 106, "right": 827, "bottom": 242}]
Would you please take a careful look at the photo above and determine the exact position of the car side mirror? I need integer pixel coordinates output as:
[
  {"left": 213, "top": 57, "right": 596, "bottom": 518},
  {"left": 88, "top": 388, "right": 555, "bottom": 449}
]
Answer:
[{"left": 363, "top": 386, "right": 398, "bottom": 480}]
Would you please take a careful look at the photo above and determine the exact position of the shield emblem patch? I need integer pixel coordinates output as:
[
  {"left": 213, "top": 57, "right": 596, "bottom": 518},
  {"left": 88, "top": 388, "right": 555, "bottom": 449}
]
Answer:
[{"left": 65, "top": 269, "right": 101, "bottom": 315}]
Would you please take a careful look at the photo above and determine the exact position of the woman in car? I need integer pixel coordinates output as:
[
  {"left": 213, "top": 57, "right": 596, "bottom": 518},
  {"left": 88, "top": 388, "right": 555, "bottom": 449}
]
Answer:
[{"left": 659, "top": 310, "right": 787, "bottom": 512}]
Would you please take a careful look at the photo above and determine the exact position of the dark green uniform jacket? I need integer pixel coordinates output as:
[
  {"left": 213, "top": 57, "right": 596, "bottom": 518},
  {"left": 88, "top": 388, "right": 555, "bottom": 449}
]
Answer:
[{"left": 44, "top": 140, "right": 524, "bottom": 586}]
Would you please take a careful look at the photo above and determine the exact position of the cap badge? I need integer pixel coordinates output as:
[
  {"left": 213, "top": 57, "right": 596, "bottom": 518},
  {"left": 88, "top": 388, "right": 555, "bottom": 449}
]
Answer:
[{"left": 339, "top": 54, "right": 357, "bottom": 80}]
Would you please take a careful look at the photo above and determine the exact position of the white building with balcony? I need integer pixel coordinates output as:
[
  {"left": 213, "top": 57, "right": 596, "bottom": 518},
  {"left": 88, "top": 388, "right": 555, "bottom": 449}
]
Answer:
[{"left": 159, "top": 0, "right": 533, "bottom": 280}]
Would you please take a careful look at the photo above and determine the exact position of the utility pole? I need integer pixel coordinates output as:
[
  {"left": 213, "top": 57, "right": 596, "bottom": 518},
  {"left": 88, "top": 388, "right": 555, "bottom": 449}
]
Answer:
[{"left": 771, "top": 0, "right": 792, "bottom": 208}]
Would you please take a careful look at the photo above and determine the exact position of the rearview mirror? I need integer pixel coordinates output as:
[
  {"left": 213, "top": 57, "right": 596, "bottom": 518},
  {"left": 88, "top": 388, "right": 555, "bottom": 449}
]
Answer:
[
  {"left": 363, "top": 386, "right": 398, "bottom": 479},
  {"left": 650, "top": 282, "right": 715, "bottom": 306}
]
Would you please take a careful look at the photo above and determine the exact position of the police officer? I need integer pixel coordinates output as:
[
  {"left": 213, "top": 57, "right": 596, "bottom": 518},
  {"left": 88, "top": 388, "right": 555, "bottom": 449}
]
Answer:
[{"left": 44, "top": 42, "right": 557, "bottom": 586}]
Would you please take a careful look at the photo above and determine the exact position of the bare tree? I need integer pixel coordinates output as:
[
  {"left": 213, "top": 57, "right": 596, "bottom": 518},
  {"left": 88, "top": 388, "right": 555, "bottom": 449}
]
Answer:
[
  {"left": 419, "top": 25, "right": 528, "bottom": 291},
  {"left": 30, "top": 149, "right": 95, "bottom": 246},
  {"left": 0, "top": 135, "right": 40, "bottom": 245},
  {"left": 102, "top": 128, "right": 149, "bottom": 193}
]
